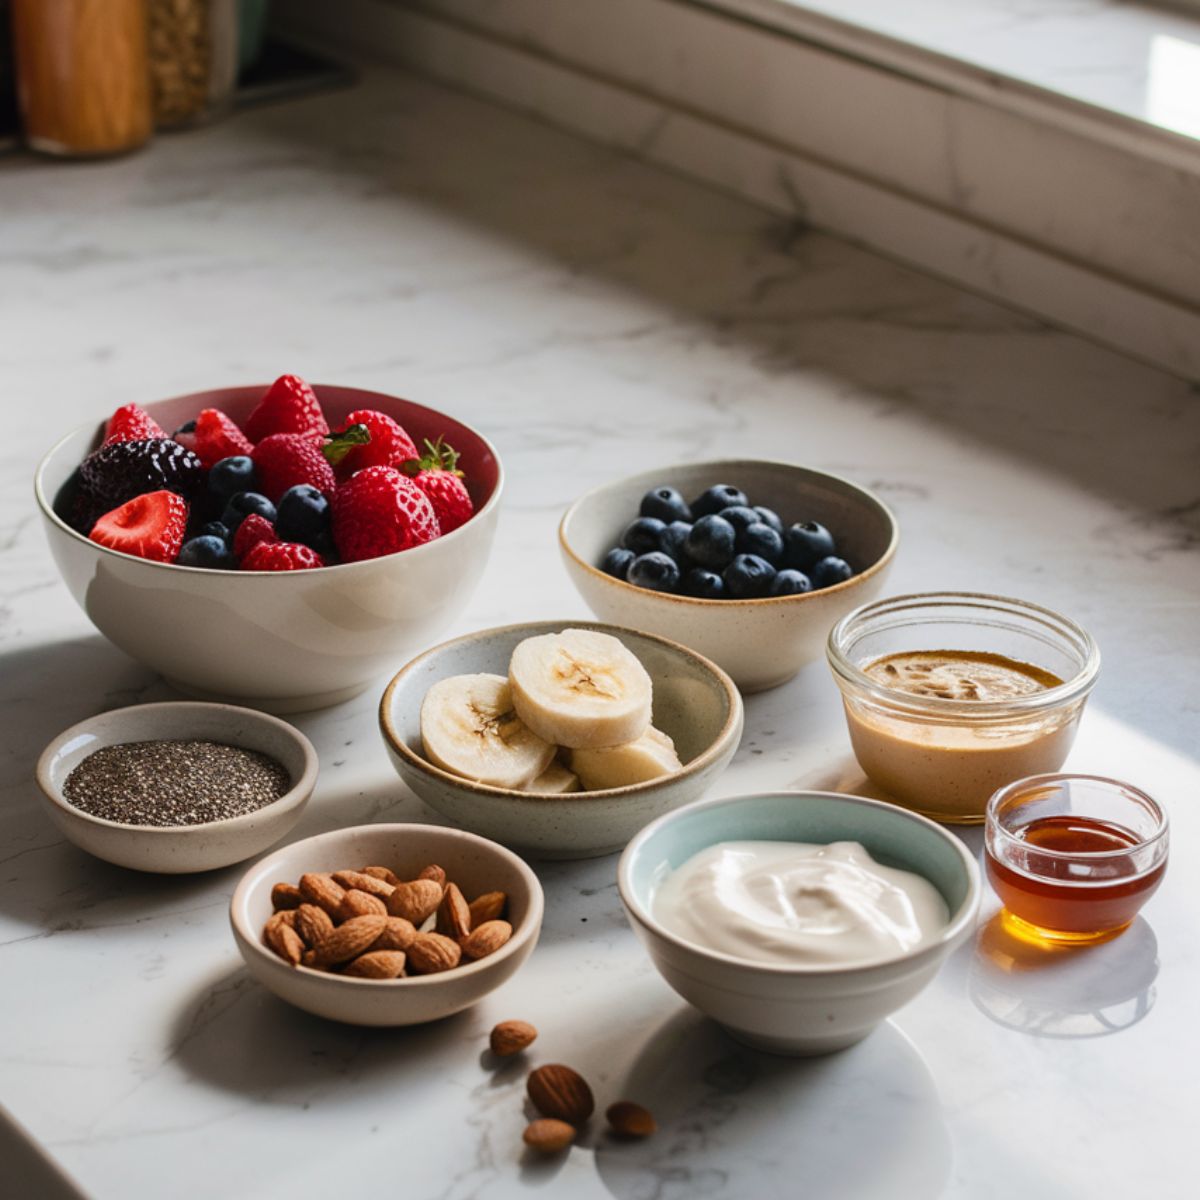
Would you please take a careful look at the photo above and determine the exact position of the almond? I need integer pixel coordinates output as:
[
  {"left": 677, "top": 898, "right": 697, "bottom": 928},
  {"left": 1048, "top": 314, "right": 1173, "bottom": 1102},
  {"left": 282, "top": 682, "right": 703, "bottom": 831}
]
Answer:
[
  {"left": 387, "top": 879, "right": 443, "bottom": 925},
  {"left": 605, "top": 1101, "right": 656, "bottom": 1138},
  {"left": 370, "top": 916, "right": 417, "bottom": 952},
  {"left": 308, "top": 914, "right": 387, "bottom": 968},
  {"left": 417, "top": 864, "right": 447, "bottom": 886},
  {"left": 523, "top": 1119, "right": 575, "bottom": 1154},
  {"left": 299, "top": 872, "right": 345, "bottom": 916},
  {"left": 490, "top": 1019, "right": 537, "bottom": 1057},
  {"left": 263, "top": 917, "right": 304, "bottom": 966},
  {"left": 271, "top": 882, "right": 303, "bottom": 910},
  {"left": 294, "top": 903, "right": 334, "bottom": 947},
  {"left": 527, "top": 1064, "right": 594, "bottom": 1124},
  {"left": 461, "top": 919, "right": 512, "bottom": 961},
  {"left": 406, "top": 931, "right": 462, "bottom": 974},
  {"left": 436, "top": 882, "right": 471, "bottom": 940},
  {"left": 342, "top": 950, "right": 407, "bottom": 979},
  {"left": 264, "top": 908, "right": 298, "bottom": 933},
  {"left": 468, "top": 890, "right": 507, "bottom": 925},
  {"left": 337, "top": 889, "right": 388, "bottom": 921},
  {"left": 332, "top": 869, "right": 395, "bottom": 900},
  {"left": 361, "top": 865, "right": 401, "bottom": 887}
]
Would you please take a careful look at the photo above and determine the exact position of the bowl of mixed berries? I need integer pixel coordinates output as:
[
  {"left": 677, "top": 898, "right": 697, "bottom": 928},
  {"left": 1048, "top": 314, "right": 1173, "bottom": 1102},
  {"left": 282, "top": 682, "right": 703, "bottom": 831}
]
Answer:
[
  {"left": 559, "top": 459, "right": 896, "bottom": 691},
  {"left": 35, "top": 378, "right": 503, "bottom": 711}
]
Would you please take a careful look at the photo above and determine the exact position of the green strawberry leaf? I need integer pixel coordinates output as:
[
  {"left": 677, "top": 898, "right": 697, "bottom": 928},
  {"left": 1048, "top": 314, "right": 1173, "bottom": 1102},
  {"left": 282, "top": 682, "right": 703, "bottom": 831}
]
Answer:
[{"left": 322, "top": 423, "right": 371, "bottom": 466}]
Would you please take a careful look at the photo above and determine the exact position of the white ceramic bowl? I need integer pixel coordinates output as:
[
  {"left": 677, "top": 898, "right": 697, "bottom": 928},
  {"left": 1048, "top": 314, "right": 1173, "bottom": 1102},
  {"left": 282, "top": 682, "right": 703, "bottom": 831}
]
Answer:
[
  {"left": 35, "top": 701, "right": 318, "bottom": 874},
  {"left": 34, "top": 385, "right": 503, "bottom": 712},
  {"left": 560, "top": 459, "right": 898, "bottom": 692},
  {"left": 619, "top": 791, "right": 980, "bottom": 1055},
  {"left": 379, "top": 621, "right": 744, "bottom": 860},
  {"left": 229, "top": 823, "right": 544, "bottom": 1026}
]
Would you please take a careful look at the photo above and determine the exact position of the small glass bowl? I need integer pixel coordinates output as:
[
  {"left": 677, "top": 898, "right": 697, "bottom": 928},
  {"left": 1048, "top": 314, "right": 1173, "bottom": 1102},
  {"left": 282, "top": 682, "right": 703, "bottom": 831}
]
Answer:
[
  {"left": 826, "top": 592, "right": 1099, "bottom": 823},
  {"left": 985, "top": 774, "right": 1168, "bottom": 944}
]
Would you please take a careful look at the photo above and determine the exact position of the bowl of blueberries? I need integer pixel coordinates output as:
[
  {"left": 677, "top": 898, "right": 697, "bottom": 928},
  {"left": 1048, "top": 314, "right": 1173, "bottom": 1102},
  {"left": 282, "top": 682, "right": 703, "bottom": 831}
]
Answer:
[{"left": 559, "top": 459, "right": 897, "bottom": 691}]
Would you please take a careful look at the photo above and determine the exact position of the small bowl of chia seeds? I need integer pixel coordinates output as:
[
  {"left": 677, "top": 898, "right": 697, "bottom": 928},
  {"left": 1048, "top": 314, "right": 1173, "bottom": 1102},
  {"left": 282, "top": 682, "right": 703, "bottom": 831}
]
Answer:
[{"left": 36, "top": 701, "right": 318, "bottom": 873}]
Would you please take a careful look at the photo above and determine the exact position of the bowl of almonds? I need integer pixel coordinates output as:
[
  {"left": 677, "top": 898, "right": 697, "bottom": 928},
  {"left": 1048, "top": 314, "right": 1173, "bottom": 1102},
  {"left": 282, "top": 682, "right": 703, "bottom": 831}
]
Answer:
[{"left": 228, "top": 823, "right": 544, "bottom": 1025}]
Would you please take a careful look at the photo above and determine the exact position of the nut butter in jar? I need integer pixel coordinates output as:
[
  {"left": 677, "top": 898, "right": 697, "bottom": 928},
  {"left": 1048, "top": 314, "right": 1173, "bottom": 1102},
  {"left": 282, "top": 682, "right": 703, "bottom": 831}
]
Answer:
[{"left": 827, "top": 593, "right": 1099, "bottom": 824}]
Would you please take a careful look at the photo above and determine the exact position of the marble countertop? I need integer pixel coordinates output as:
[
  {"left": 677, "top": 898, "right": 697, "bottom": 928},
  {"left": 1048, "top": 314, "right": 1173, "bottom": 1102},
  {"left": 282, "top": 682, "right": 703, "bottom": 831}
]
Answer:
[{"left": 1, "top": 65, "right": 1198, "bottom": 1200}]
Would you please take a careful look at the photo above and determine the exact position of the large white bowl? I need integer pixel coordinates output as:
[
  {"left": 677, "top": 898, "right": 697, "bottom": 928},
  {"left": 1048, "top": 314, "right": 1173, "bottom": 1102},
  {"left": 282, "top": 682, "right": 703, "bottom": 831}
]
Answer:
[
  {"left": 379, "top": 621, "right": 744, "bottom": 860},
  {"left": 229, "top": 823, "right": 543, "bottom": 1026},
  {"left": 34, "top": 385, "right": 503, "bottom": 712},
  {"left": 619, "top": 791, "right": 980, "bottom": 1055},
  {"left": 560, "top": 459, "right": 897, "bottom": 692}
]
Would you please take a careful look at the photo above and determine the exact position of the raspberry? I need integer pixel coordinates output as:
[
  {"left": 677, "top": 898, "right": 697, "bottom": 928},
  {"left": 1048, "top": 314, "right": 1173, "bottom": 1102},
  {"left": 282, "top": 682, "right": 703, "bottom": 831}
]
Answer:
[
  {"left": 239, "top": 541, "right": 324, "bottom": 571},
  {"left": 75, "top": 438, "right": 203, "bottom": 532},
  {"left": 330, "top": 409, "right": 418, "bottom": 479},
  {"left": 244, "top": 375, "right": 329, "bottom": 442},
  {"left": 403, "top": 437, "right": 474, "bottom": 533},
  {"left": 251, "top": 432, "right": 336, "bottom": 502},
  {"left": 332, "top": 466, "right": 441, "bottom": 563},
  {"left": 232, "top": 513, "right": 278, "bottom": 561},
  {"left": 88, "top": 491, "right": 188, "bottom": 563},
  {"left": 103, "top": 404, "right": 165, "bottom": 445},
  {"left": 194, "top": 408, "right": 254, "bottom": 468}
]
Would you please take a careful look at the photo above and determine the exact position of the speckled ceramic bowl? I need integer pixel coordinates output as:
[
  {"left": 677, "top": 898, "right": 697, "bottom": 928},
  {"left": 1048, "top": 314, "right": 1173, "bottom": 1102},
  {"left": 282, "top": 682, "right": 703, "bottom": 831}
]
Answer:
[
  {"left": 378, "top": 621, "right": 744, "bottom": 860},
  {"left": 34, "top": 385, "right": 503, "bottom": 713},
  {"left": 559, "top": 459, "right": 898, "bottom": 692},
  {"left": 35, "top": 701, "right": 318, "bottom": 873},
  {"left": 229, "top": 823, "right": 543, "bottom": 1026}
]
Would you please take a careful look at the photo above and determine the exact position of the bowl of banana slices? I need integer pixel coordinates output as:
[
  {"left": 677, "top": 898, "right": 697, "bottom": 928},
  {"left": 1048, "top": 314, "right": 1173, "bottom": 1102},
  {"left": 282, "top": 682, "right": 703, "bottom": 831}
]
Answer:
[{"left": 378, "top": 622, "right": 744, "bottom": 859}]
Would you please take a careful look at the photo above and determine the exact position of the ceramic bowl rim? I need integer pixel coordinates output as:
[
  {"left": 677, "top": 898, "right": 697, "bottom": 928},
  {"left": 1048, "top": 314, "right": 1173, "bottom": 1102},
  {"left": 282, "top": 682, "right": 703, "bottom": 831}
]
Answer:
[
  {"left": 558, "top": 457, "right": 899, "bottom": 608},
  {"left": 378, "top": 619, "right": 744, "bottom": 802},
  {"left": 229, "top": 823, "right": 545, "bottom": 988},
  {"left": 32, "top": 383, "right": 505, "bottom": 577},
  {"left": 617, "top": 789, "right": 981, "bottom": 977},
  {"left": 35, "top": 701, "right": 319, "bottom": 837}
]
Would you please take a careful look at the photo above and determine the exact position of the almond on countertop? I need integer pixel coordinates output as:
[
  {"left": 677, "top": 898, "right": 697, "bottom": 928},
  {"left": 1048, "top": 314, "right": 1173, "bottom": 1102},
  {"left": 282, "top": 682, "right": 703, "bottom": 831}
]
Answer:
[
  {"left": 523, "top": 1119, "right": 575, "bottom": 1155},
  {"left": 606, "top": 1101, "right": 656, "bottom": 1138},
  {"left": 527, "top": 1064, "right": 595, "bottom": 1125},
  {"left": 490, "top": 1020, "right": 537, "bottom": 1057}
]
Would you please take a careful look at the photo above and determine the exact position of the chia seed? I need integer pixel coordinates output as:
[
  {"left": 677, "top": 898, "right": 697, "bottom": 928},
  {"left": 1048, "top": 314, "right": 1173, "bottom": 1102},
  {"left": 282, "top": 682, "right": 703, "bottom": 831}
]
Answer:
[{"left": 62, "top": 740, "right": 292, "bottom": 827}]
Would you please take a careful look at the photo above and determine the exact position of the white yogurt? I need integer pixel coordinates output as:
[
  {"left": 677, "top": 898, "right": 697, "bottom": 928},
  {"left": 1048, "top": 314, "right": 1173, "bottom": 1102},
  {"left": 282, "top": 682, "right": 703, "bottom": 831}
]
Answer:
[{"left": 652, "top": 840, "right": 949, "bottom": 967}]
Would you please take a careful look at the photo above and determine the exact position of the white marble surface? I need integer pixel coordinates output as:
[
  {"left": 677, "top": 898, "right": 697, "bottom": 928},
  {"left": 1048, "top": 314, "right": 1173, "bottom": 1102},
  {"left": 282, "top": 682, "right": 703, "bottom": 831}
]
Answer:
[{"left": 1, "top": 66, "right": 1199, "bottom": 1199}]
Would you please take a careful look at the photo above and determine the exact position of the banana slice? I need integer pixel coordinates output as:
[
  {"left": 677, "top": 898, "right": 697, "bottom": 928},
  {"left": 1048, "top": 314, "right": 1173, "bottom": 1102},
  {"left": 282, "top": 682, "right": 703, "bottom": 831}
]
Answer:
[
  {"left": 509, "top": 628, "right": 653, "bottom": 750},
  {"left": 569, "top": 726, "right": 683, "bottom": 791},
  {"left": 421, "top": 673, "right": 556, "bottom": 789},
  {"left": 525, "top": 760, "right": 583, "bottom": 795}
]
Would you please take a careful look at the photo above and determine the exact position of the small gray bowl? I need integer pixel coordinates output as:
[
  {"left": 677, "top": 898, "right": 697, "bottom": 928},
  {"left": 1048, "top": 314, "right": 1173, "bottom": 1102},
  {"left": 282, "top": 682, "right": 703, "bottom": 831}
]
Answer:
[
  {"left": 379, "top": 621, "right": 744, "bottom": 860},
  {"left": 36, "top": 702, "right": 318, "bottom": 873}
]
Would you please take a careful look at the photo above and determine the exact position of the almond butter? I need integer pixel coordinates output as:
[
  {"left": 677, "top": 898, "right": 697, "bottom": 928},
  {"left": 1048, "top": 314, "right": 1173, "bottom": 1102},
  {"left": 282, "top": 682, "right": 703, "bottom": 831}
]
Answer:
[
  {"left": 527, "top": 1064, "right": 594, "bottom": 1124},
  {"left": 332, "top": 869, "right": 395, "bottom": 900},
  {"left": 461, "top": 919, "right": 512, "bottom": 961},
  {"left": 418, "top": 863, "right": 447, "bottom": 886},
  {"left": 436, "top": 882, "right": 471, "bottom": 940},
  {"left": 605, "top": 1101, "right": 656, "bottom": 1138},
  {"left": 342, "top": 950, "right": 407, "bottom": 979},
  {"left": 387, "top": 879, "right": 443, "bottom": 925},
  {"left": 468, "top": 890, "right": 507, "bottom": 925},
  {"left": 337, "top": 889, "right": 388, "bottom": 921},
  {"left": 263, "top": 918, "right": 304, "bottom": 966},
  {"left": 293, "top": 903, "right": 334, "bottom": 947},
  {"left": 308, "top": 914, "right": 387, "bottom": 968},
  {"left": 361, "top": 865, "right": 401, "bottom": 887},
  {"left": 370, "top": 916, "right": 417, "bottom": 952},
  {"left": 490, "top": 1019, "right": 537, "bottom": 1057},
  {"left": 523, "top": 1119, "right": 575, "bottom": 1154},
  {"left": 406, "top": 931, "right": 462, "bottom": 974},
  {"left": 271, "top": 882, "right": 303, "bottom": 910},
  {"left": 299, "top": 872, "right": 345, "bottom": 916}
]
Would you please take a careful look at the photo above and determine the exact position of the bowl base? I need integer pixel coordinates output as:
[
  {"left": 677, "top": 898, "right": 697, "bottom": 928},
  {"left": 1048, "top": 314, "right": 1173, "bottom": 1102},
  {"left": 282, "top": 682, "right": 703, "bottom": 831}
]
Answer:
[
  {"left": 721, "top": 1021, "right": 875, "bottom": 1057},
  {"left": 163, "top": 675, "right": 374, "bottom": 714}
]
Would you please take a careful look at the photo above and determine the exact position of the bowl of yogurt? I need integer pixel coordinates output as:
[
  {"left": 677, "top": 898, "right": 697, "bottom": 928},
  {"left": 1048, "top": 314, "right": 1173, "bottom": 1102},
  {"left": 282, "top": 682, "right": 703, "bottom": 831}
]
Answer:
[{"left": 618, "top": 791, "right": 980, "bottom": 1055}]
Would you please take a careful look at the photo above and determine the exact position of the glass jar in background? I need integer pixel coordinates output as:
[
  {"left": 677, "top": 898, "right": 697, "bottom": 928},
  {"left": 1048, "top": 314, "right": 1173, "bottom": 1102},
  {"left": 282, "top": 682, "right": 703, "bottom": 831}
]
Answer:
[
  {"left": 10, "top": 0, "right": 153, "bottom": 157},
  {"left": 147, "top": 0, "right": 237, "bottom": 128}
]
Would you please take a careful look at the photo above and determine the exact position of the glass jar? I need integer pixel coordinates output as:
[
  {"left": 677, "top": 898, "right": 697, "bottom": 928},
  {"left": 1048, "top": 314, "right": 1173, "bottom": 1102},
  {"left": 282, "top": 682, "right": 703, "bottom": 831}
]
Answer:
[
  {"left": 826, "top": 592, "right": 1099, "bottom": 824},
  {"left": 147, "top": 0, "right": 237, "bottom": 128}
]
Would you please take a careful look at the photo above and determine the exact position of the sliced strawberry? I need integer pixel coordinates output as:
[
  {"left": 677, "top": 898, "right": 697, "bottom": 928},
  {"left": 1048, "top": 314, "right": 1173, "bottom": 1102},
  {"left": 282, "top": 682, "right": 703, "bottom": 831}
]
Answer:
[
  {"left": 88, "top": 491, "right": 188, "bottom": 563},
  {"left": 240, "top": 541, "right": 324, "bottom": 571},
  {"left": 403, "top": 437, "right": 474, "bottom": 533},
  {"left": 194, "top": 408, "right": 254, "bottom": 468},
  {"left": 251, "top": 432, "right": 336, "bottom": 501},
  {"left": 103, "top": 404, "right": 165, "bottom": 446},
  {"left": 244, "top": 375, "right": 329, "bottom": 442},
  {"left": 329, "top": 409, "right": 418, "bottom": 479},
  {"left": 332, "top": 466, "right": 440, "bottom": 563},
  {"left": 232, "top": 513, "right": 278, "bottom": 561}
]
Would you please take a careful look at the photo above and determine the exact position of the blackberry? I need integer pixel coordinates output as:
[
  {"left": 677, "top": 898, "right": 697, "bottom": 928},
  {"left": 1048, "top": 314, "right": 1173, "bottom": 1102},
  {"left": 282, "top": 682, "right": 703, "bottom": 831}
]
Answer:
[{"left": 75, "top": 438, "right": 202, "bottom": 531}]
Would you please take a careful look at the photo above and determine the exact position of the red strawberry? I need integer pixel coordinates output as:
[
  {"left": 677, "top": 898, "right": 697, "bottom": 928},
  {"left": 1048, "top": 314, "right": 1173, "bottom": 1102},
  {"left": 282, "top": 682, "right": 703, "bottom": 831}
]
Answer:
[
  {"left": 329, "top": 409, "right": 418, "bottom": 479},
  {"left": 194, "top": 408, "right": 254, "bottom": 468},
  {"left": 403, "top": 438, "right": 474, "bottom": 534},
  {"left": 244, "top": 375, "right": 329, "bottom": 442},
  {"left": 103, "top": 404, "right": 165, "bottom": 445},
  {"left": 88, "top": 491, "right": 187, "bottom": 563},
  {"left": 332, "top": 466, "right": 440, "bottom": 563},
  {"left": 251, "top": 432, "right": 336, "bottom": 501},
  {"left": 232, "top": 513, "right": 278, "bottom": 561},
  {"left": 240, "top": 541, "right": 324, "bottom": 571}
]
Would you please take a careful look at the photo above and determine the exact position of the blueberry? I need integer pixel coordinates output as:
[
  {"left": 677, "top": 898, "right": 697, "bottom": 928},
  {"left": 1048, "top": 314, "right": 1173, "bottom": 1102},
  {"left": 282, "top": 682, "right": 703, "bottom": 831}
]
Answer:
[
  {"left": 602, "top": 547, "right": 636, "bottom": 579},
  {"left": 769, "top": 568, "right": 813, "bottom": 596},
  {"left": 628, "top": 551, "right": 680, "bottom": 592},
  {"left": 276, "top": 484, "right": 334, "bottom": 555},
  {"left": 783, "top": 520, "right": 837, "bottom": 571},
  {"left": 177, "top": 535, "right": 236, "bottom": 569},
  {"left": 684, "top": 514, "right": 737, "bottom": 569},
  {"left": 718, "top": 505, "right": 760, "bottom": 534},
  {"left": 639, "top": 486, "right": 692, "bottom": 524},
  {"left": 681, "top": 567, "right": 725, "bottom": 599},
  {"left": 622, "top": 517, "right": 667, "bottom": 556},
  {"left": 723, "top": 553, "right": 777, "bottom": 598},
  {"left": 658, "top": 520, "right": 693, "bottom": 562},
  {"left": 691, "top": 484, "right": 750, "bottom": 519},
  {"left": 208, "top": 455, "right": 257, "bottom": 502},
  {"left": 199, "top": 520, "right": 230, "bottom": 544},
  {"left": 736, "top": 522, "right": 784, "bottom": 565},
  {"left": 221, "top": 491, "right": 276, "bottom": 532},
  {"left": 174, "top": 419, "right": 197, "bottom": 435},
  {"left": 754, "top": 505, "right": 783, "bottom": 533},
  {"left": 810, "top": 555, "right": 854, "bottom": 588}
]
